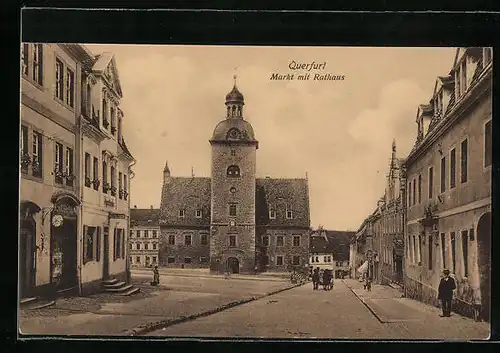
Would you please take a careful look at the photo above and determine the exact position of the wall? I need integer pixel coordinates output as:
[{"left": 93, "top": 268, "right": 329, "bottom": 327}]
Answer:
[
  {"left": 159, "top": 227, "right": 210, "bottom": 268},
  {"left": 257, "top": 229, "right": 309, "bottom": 272},
  {"left": 129, "top": 226, "right": 160, "bottom": 267}
]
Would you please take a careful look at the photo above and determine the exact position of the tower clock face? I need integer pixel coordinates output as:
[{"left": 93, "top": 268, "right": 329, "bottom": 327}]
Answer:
[
  {"left": 230, "top": 187, "right": 236, "bottom": 194},
  {"left": 227, "top": 128, "right": 241, "bottom": 140}
]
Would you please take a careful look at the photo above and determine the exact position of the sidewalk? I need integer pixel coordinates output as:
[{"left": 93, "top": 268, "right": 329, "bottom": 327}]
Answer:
[{"left": 342, "top": 279, "right": 490, "bottom": 340}]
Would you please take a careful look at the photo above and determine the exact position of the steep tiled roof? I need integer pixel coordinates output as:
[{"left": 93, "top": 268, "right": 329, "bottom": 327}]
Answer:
[
  {"left": 160, "top": 177, "right": 212, "bottom": 226},
  {"left": 325, "top": 230, "right": 355, "bottom": 261},
  {"left": 119, "top": 137, "right": 134, "bottom": 160},
  {"left": 130, "top": 208, "right": 160, "bottom": 227},
  {"left": 310, "top": 234, "right": 332, "bottom": 254},
  {"left": 256, "top": 178, "right": 310, "bottom": 228}
]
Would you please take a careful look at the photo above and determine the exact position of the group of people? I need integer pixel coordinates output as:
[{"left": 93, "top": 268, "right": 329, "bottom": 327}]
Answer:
[{"left": 311, "top": 267, "right": 333, "bottom": 291}]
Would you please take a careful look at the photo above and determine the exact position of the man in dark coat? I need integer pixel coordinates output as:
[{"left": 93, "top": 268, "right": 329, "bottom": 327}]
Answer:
[
  {"left": 438, "top": 269, "right": 456, "bottom": 317},
  {"left": 312, "top": 267, "right": 320, "bottom": 290}
]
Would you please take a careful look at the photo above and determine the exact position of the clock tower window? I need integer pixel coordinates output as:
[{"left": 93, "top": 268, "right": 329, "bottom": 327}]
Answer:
[{"left": 227, "top": 165, "right": 241, "bottom": 178}]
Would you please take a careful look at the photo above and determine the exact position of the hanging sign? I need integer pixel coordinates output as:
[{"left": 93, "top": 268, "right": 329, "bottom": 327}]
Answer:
[{"left": 52, "top": 214, "right": 64, "bottom": 227}]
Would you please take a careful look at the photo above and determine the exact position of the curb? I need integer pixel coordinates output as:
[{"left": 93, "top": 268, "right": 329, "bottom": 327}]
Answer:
[
  {"left": 124, "top": 281, "right": 306, "bottom": 336},
  {"left": 341, "top": 280, "right": 384, "bottom": 323}
]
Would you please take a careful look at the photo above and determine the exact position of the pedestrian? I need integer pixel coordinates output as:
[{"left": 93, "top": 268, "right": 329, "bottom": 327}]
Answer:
[
  {"left": 323, "top": 269, "right": 331, "bottom": 290},
  {"left": 312, "top": 267, "right": 320, "bottom": 290},
  {"left": 365, "top": 275, "right": 372, "bottom": 291},
  {"left": 438, "top": 269, "right": 456, "bottom": 317},
  {"left": 150, "top": 265, "right": 160, "bottom": 286}
]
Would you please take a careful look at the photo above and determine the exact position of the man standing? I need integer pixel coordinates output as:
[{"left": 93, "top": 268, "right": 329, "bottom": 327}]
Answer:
[{"left": 438, "top": 269, "right": 456, "bottom": 317}]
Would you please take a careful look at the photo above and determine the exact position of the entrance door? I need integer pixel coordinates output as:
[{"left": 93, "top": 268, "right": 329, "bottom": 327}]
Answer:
[
  {"left": 227, "top": 257, "right": 239, "bottom": 274},
  {"left": 52, "top": 217, "right": 78, "bottom": 291},
  {"left": 477, "top": 212, "right": 491, "bottom": 322},
  {"left": 20, "top": 221, "right": 36, "bottom": 298},
  {"left": 103, "top": 227, "right": 109, "bottom": 279},
  {"left": 395, "top": 255, "right": 403, "bottom": 284}
]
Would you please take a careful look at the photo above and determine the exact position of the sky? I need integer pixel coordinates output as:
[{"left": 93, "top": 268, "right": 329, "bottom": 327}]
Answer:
[{"left": 85, "top": 44, "right": 456, "bottom": 231}]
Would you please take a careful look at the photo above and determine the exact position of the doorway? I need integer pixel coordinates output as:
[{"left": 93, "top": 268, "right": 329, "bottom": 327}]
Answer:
[
  {"left": 477, "top": 212, "right": 491, "bottom": 322},
  {"left": 51, "top": 217, "right": 78, "bottom": 291},
  {"left": 227, "top": 257, "right": 239, "bottom": 274},
  {"left": 20, "top": 220, "right": 36, "bottom": 298},
  {"left": 103, "top": 226, "right": 109, "bottom": 279},
  {"left": 394, "top": 254, "right": 403, "bottom": 284}
]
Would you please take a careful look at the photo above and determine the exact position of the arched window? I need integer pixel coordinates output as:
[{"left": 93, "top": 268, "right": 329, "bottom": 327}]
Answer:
[
  {"left": 231, "top": 105, "right": 236, "bottom": 116},
  {"left": 227, "top": 165, "right": 241, "bottom": 178}
]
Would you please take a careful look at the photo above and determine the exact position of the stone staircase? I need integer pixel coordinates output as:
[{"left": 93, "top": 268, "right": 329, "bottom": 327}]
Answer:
[{"left": 101, "top": 278, "right": 140, "bottom": 296}]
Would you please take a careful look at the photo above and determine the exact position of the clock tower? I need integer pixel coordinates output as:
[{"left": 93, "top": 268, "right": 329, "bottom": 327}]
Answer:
[{"left": 209, "top": 78, "right": 258, "bottom": 274}]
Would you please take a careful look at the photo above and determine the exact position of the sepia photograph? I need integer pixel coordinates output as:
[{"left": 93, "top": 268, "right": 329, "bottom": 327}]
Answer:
[{"left": 18, "top": 43, "right": 492, "bottom": 340}]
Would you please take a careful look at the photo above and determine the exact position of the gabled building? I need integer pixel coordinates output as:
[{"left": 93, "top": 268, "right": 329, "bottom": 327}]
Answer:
[
  {"left": 158, "top": 81, "right": 311, "bottom": 274},
  {"left": 130, "top": 206, "right": 160, "bottom": 267},
  {"left": 403, "top": 47, "right": 492, "bottom": 321},
  {"left": 20, "top": 43, "right": 135, "bottom": 300}
]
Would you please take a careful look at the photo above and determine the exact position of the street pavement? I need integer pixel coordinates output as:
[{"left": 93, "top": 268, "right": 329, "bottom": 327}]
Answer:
[
  {"left": 19, "top": 272, "right": 292, "bottom": 336},
  {"left": 149, "top": 279, "right": 490, "bottom": 340}
]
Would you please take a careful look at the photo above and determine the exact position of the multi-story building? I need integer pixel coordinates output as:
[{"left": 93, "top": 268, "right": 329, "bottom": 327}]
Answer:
[
  {"left": 20, "top": 43, "right": 135, "bottom": 299},
  {"left": 310, "top": 228, "right": 353, "bottom": 278},
  {"left": 159, "top": 81, "right": 311, "bottom": 273},
  {"left": 351, "top": 214, "right": 377, "bottom": 280},
  {"left": 130, "top": 206, "right": 160, "bottom": 268},
  {"left": 403, "top": 47, "right": 492, "bottom": 321}
]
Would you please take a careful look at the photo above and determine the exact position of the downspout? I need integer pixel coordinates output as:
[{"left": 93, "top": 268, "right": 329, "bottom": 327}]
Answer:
[{"left": 76, "top": 65, "right": 83, "bottom": 296}]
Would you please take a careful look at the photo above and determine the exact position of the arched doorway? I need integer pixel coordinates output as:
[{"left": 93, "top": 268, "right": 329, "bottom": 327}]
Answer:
[
  {"left": 477, "top": 212, "right": 491, "bottom": 322},
  {"left": 19, "top": 201, "right": 41, "bottom": 298},
  {"left": 227, "top": 257, "right": 239, "bottom": 274},
  {"left": 50, "top": 193, "right": 80, "bottom": 292}
]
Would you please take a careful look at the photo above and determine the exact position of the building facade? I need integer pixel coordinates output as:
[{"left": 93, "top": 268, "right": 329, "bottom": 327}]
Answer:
[
  {"left": 158, "top": 82, "right": 311, "bottom": 274},
  {"left": 403, "top": 47, "right": 492, "bottom": 321},
  {"left": 130, "top": 206, "right": 160, "bottom": 268},
  {"left": 310, "top": 228, "right": 353, "bottom": 278},
  {"left": 20, "top": 43, "right": 135, "bottom": 299}
]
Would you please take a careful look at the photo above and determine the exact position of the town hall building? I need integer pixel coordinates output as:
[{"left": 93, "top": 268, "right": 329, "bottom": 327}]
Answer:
[{"left": 158, "top": 80, "right": 311, "bottom": 274}]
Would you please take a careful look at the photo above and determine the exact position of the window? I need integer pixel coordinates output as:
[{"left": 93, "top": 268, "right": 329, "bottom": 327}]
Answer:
[
  {"left": 461, "top": 138, "right": 468, "bottom": 183},
  {"left": 469, "top": 228, "right": 475, "bottom": 241},
  {"left": 110, "top": 166, "right": 116, "bottom": 196},
  {"left": 168, "top": 234, "right": 175, "bottom": 245},
  {"left": 200, "top": 257, "right": 208, "bottom": 263},
  {"left": 102, "top": 161, "right": 108, "bottom": 193},
  {"left": 136, "top": 256, "right": 141, "bottom": 264},
  {"left": 231, "top": 149, "right": 236, "bottom": 156},
  {"left": 144, "top": 230, "right": 149, "bottom": 238},
  {"left": 485, "top": 120, "right": 492, "bottom": 167},
  {"left": 20, "top": 125, "right": 29, "bottom": 163},
  {"left": 145, "top": 256, "right": 150, "bottom": 266},
  {"left": 201, "top": 233, "right": 208, "bottom": 245},
  {"left": 22, "top": 44, "right": 29, "bottom": 76},
  {"left": 55, "top": 58, "right": 64, "bottom": 100},
  {"left": 136, "top": 243, "right": 140, "bottom": 250},
  {"left": 32, "top": 131, "right": 43, "bottom": 178},
  {"left": 179, "top": 209, "right": 185, "bottom": 218},
  {"left": 408, "top": 182, "right": 412, "bottom": 206},
  {"left": 123, "top": 174, "right": 128, "bottom": 199},
  {"left": 276, "top": 256, "right": 284, "bottom": 266},
  {"left": 54, "top": 142, "right": 63, "bottom": 184},
  {"left": 167, "top": 257, "right": 175, "bottom": 264},
  {"left": 451, "top": 232, "right": 456, "bottom": 273},
  {"left": 83, "top": 226, "right": 100, "bottom": 263},
  {"left": 311, "top": 257, "right": 315, "bottom": 263},
  {"left": 153, "top": 230, "right": 157, "bottom": 238},
  {"left": 84, "top": 153, "right": 91, "bottom": 187},
  {"left": 65, "top": 68, "right": 75, "bottom": 107},
  {"left": 102, "top": 99, "right": 109, "bottom": 128},
  {"left": 412, "top": 180, "right": 416, "bottom": 206},
  {"left": 184, "top": 234, "right": 192, "bottom": 246},
  {"left": 136, "top": 230, "right": 141, "bottom": 238},
  {"left": 152, "top": 256, "right": 157, "bottom": 264},
  {"left": 440, "top": 156, "right": 446, "bottom": 193},
  {"left": 32, "top": 44, "right": 43, "bottom": 85},
  {"left": 428, "top": 235, "right": 433, "bottom": 270},
  {"left": 412, "top": 236, "right": 417, "bottom": 263},
  {"left": 428, "top": 166, "right": 434, "bottom": 199},
  {"left": 418, "top": 174, "right": 422, "bottom": 204},
  {"left": 65, "top": 147, "right": 74, "bottom": 186},
  {"left": 144, "top": 243, "right": 149, "bottom": 250},
  {"left": 227, "top": 165, "right": 241, "bottom": 177},
  {"left": 93, "top": 157, "right": 99, "bottom": 190},
  {"left": 229, "top": 204, "right": 237, "bottom": 217},
  {"left": 450, "top": 148, "right": 456, "bottom": 189},
  {"left": 130, "top": 243, "right": 133, "bottom": 249},
  {"left": 229, "top": 235, "right": 237, "bottom": 247},
  {"left": 286, "top": 209, "right": 293, "bottom": 219},
  {"left": 462, "top": 230, "right": 468, "bottom": 277},
  {"left": 262, "top": 235, "right": 269, "bottom": 246},
  {"left": 113, "top": 228, "right": 124, "bottom": 260},
  {"left": 292, "top": 256, "right": 300, "bottom": 265},
  {"left": 184, "top": 257, "right": 192, "bottom": 264},
  {"left": 460, "top": 59, "right": 467, "bottom": 96},
  {"left": 293, "top": 235, "right": 301, "bottom": 247},
  {"left": 269, "top": 209, "right": 276, "bottom": 219},
  {"left": 196, "top": 209, "right": 202, "bottom": 218},
  {"left": 118, "top": 172, "right": 123, "bottom": 199},
  {"left": 276, "top": 235, "right": 284, "bottom": 247},
  {"left": 110, "top": 107, "right": 116, "bottom": 135},
  {"left": 323, "top": 256, "right": 328, "bottom": 262}
]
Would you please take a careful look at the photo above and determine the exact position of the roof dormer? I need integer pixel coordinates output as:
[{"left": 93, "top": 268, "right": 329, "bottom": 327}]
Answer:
[
  {"left": 452, "top": 47, "right": 482, "bottom": 102},
  {"left": 416, "top": 104, "right": 433, "bottom": 140}
]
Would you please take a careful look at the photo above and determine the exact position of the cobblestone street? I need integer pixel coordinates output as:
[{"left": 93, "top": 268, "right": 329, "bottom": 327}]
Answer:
[{"left": 148, "top": 279, "right": 490, "bottom": 340}]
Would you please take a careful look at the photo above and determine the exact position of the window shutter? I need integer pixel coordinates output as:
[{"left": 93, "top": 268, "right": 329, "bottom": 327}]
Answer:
[
  {"left": 121, "top": 229, "right": 125, "bottom": 259},
  {"left": 96, "top": 226, "right": 101, "bottom": 262},
  {"left": 113, "top": 228, "right": 117, "bottom": 261},
  {"left": 38, "top": 44, "right": 43, "bottom": 85},
  {"left": 83, "top": 225, "right": 88, "bottom": 264}
]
